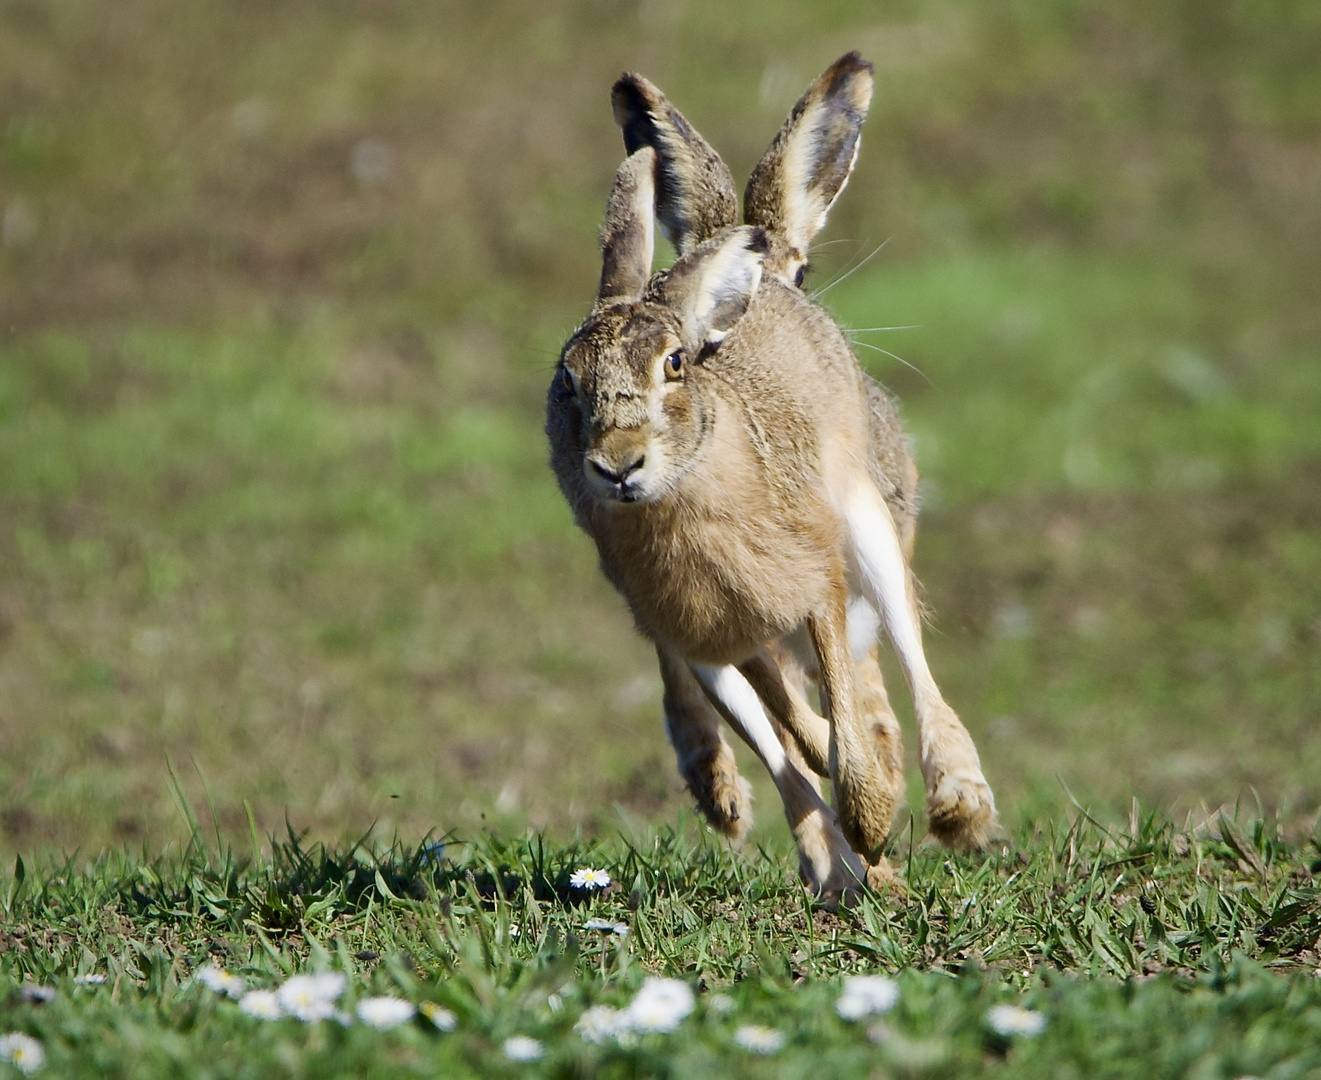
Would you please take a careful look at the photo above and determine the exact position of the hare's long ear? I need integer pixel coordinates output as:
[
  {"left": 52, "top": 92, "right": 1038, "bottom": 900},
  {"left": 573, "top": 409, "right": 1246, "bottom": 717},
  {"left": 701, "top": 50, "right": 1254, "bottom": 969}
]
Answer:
[
  {"left": 597, "top": 148, "right": 657, "bottom": 304},
  {"left": 744, "top": 52, "right": 873, "bottom": 285},
  {"left": 612, "top": 73, "right": 738, "bottom": 256},
  {"left": 657, "top": 226, "right": 768, "bottom": 351}
]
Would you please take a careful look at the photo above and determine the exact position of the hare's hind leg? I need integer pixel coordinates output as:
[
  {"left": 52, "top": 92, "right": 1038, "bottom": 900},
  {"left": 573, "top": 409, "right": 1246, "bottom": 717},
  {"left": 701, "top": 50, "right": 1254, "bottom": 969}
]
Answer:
[
  {"left": 737, "top": 647, "right": 831, "bottom": 777},
  {"left": 690, "top": 662, "right": 865, "bottom": 901},
  {"left": 854, "top": 643, "right": 906, "bottom": 840},
  {"left": 837, "top": 599, "right": 907, "bottom": 847},
  {"left": 844, "top": 482, "right": 998, "bottom": 851},
  {"left": 805, "top": 585, "right": 901, "bottom": 888},
  {"left": 657, "top": 646, "right": 753, "bottom": 840}
]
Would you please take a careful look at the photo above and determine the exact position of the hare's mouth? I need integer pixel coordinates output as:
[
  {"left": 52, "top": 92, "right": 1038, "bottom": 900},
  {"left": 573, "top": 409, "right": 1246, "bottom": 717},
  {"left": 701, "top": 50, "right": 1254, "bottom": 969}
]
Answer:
[
  {"left": 584, "top": 449, "right": 657, "bottom": 504},
  {"left": 590, "top": 476, "right": 654, "bottom": 505}
]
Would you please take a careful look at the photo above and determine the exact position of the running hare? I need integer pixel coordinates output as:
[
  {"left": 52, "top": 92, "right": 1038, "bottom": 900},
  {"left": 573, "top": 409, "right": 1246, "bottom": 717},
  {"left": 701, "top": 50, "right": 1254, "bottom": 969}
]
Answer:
[
  {"left": 546, "top": 55, "right": 995, "bottom": 896},
  {"left": 613, "top": 54, "right": 922, "bottom": 866},
  {"left": 615, "top": 54, "right": 998, "bottom": 863}
]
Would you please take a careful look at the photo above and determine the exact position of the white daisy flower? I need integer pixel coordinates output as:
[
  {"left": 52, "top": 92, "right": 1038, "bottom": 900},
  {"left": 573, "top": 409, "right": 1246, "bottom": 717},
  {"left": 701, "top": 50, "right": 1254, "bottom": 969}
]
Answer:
[
  {"left": 706, "top": 992, "right": 736, "bottom": 1015},
  {"left": 834, "top": 977, "right": 898, "bottom": 1019},
  {"left": 502, "top": 1035, "right": 544, "bottom": 1062},
  {"left": 583, "top": 918, "right": 629, "bottom": 934},
  {"left": 238, "top": 989, "right": 284, "bottom": 1020},
  {"left": 194, "top": 964, "right": 247, "bottom": 999},
  {"left": 420, "top": 1002, "right": 458, "bottom": 1031},
  {"left": 733, "top": 1024, "right": 785, "bottom": 1055},
  {"left": 17, "top": 984, "right": 55, "bottom": 1004},
  {"left": 574, "top": 1005, "right": 625, "bottom": 1045},
  {"left": 986, "top": 1004, "right": 1047, "bottom": 1037},
  {"left": 569, "top": 867, "right": 611, "bottom": 890},
  {"left": 276, "top": 973, "right": 346, "bottom": 1023},
  {"left": 356, "top": 996, "right": 416, "bottom": 1030},
  {"left": 73, "top": 973, "right": 107, "bottom": 986},
  {"left": 0, "top": 1033, "right": 45, "bottom": 1076},
  {"left": 623, "top": 977, "right": 695, "bottom": 1034},
  {"left": 836, "top": 974, "right": 899, "bottom": 1021}
]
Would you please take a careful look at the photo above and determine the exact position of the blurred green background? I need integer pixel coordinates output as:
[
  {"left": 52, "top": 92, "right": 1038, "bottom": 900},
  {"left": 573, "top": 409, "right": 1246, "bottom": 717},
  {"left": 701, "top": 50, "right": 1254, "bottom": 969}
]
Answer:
[{"left": 1, "top": 0, "right": 1318, "bottom": 859}]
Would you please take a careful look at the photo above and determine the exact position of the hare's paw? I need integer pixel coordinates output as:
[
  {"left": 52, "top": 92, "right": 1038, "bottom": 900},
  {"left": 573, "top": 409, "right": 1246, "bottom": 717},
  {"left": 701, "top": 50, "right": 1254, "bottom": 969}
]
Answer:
[
  {"left": 864, "top": 857, "right": 906, "bottom": 896},
  {"left": 832, "top": 761, "right": 896, "bottom": 865},
  {"left": 926, "top": 769, "right": 997, "bottom": 852},
  {"left": 793, "top": 808, "right": 866, "bottom": 907},
  {"left": 686, "top": 750, "right": 754, "bottom": 842}
]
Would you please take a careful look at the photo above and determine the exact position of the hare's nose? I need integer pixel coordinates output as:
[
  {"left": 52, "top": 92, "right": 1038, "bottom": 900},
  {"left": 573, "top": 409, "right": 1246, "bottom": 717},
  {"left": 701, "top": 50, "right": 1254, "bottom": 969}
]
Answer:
[{"left": 590, "top": 453, "right": 645, "bottom": 485}]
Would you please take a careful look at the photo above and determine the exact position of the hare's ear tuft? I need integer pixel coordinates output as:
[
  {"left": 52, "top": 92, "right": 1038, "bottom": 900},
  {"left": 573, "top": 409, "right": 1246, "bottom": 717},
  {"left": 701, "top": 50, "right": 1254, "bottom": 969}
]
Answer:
[
  {"left": 612, "top": 72, "right": 738, "bottom": 256},
  {"left": 659, "top": 226, "right": 768, "bottom": 349},
  {"left": 745, "top": 52, "right": 874, "bottom": 277},
  {"left": 597, "top": 148, "right": 657, "bottom": 304}
]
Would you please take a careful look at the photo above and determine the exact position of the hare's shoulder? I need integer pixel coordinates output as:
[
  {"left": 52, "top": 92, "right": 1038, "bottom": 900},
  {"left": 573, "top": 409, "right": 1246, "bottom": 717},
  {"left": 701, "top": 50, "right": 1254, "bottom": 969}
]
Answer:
[{"left": 705, "top": 280, "right": 866, "bottom": 436}]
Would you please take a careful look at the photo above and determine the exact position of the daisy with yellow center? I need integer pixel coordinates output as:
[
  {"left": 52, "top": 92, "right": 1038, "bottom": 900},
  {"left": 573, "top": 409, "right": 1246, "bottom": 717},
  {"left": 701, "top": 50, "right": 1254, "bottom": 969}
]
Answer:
[
  {"left": 195, "top": 964, "right": 247, "bottom": 999},
  {"left": 238, "top": 989, "right": 283, "bottom": 1020},
  {"left": 569, "top": 867, "right": 611, "bottom": 890},
  {"left": 986, "top": 1004, "right": 1047, "bottom": 1037},
  {"left": 420, "top": 1002, "right": 458, "bottom": 1031},
  {"left": 276, "top": 973, "right": 345, "bottom": 1023},
  {"left": 0, "top": 1033, "right": 45, "bottom": 1076},
  {"left": 733, "top": 1025, "right": 786, "bottom": 1055}
]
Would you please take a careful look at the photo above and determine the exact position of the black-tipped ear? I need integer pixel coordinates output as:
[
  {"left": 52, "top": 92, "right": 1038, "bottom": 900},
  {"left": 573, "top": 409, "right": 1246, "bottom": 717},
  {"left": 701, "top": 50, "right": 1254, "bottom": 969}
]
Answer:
[
  {"left": 597, "top": 148, "right": 656, "bottom": 304},
  {"left": 744, "top": 52, "right": 874, "bottom": 283},
  {"left": 656, "top": 226, "right": 768, "bottom": 350},
  {"left": 612, "top": 73, "right": 738, "bottom": 256}
]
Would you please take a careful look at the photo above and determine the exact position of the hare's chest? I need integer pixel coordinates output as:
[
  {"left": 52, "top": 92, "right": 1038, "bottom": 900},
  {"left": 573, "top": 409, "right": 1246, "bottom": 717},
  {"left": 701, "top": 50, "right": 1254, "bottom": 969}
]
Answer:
[{"left": 601, "top": 505, "right": 832, "bottom": 664}]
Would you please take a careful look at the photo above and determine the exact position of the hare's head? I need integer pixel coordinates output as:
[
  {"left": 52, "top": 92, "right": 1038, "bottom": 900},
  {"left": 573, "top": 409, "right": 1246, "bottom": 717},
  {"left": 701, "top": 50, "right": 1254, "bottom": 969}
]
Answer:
[
  {"left": 548, "top": 149, "right": 768, "bottom": 507},
  {"left": 613, "top": 52, "right": 873, "bottom": 289}
]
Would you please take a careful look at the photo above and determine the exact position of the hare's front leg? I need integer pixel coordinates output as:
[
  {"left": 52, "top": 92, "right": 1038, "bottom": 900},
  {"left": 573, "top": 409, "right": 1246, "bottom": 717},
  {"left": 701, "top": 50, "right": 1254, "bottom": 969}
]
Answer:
[
  {"left": 690, "top": 663, "right": 865, "bottom": 901},
  {"left": 808, "top": 582, "right": 901, "bottom": 888},
  {"left": 657, "top": 646, "right": 753, "bottom": 840},
  {"left": 844, "top": 482, "right": 998, "bottom": 850}
]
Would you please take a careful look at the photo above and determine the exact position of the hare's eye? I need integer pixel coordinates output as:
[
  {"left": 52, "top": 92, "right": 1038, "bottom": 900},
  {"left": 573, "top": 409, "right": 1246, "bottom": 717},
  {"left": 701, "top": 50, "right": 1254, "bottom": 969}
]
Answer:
[
  {"left": 560, "top": 367, "right": 575, "bottom": 394},
  {"left": 664, "top": 350, "right": 684, "bottom": 381},
  {"left": 793, "top": 263, "right": 809, "bottom": 289}
]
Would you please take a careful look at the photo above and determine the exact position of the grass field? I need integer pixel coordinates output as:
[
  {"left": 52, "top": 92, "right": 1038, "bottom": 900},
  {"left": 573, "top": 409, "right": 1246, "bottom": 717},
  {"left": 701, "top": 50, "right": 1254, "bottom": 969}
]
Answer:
[
  {"left": 2, "top": 0, "right": 1320, "bottom": 1074},
  {"left": 2, "top": 808, "right": 1320, "bottom": 1076}
]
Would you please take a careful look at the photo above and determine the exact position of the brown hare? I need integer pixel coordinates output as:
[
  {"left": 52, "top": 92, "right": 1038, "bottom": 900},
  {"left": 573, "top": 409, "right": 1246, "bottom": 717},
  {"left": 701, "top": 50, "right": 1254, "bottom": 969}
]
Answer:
[
  {"left": 613, "top": 55, "right": 917, "bottom": 869},
  {"left": 546, "top": 55, "right": 995, "bottom": 897},
  {"left": 613, "top": 54, "right": 998, "bottom": 869}
]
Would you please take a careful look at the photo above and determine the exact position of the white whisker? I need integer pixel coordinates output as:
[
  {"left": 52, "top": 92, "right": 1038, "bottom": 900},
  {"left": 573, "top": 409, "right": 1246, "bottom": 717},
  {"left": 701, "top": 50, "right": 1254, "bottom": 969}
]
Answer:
[
  {"left": 812, "top": 237, "right": 890, "bottom": 298},
  {"left": 850, "top": 340, "right": 932, "bottom": 385},
  {"left": 808, "top": 238, "right": 855, "bottom": 251}
]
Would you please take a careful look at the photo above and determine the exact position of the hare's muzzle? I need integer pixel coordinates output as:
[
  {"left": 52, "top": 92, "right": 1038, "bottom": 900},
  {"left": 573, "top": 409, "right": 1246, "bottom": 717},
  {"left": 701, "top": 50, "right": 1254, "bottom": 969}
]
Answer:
[{"left": 584, "top": 431, "right": 652, "bottom": 504}]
